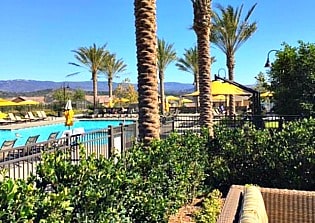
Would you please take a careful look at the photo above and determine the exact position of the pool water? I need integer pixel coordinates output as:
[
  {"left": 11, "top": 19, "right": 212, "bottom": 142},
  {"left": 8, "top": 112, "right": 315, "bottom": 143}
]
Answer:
[{"left": 0, "top": 120, "right": 133, "bottom": 147}]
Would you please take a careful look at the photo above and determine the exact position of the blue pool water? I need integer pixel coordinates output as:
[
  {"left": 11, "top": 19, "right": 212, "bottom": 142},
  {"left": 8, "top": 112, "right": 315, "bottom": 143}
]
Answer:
[{"left": 0, "top": 120, "right": 133, "bottom": 147}]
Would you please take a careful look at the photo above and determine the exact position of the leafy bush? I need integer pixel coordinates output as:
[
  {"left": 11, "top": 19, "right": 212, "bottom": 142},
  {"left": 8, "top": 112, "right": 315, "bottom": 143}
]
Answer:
[
  {"left": 206, "top": 118, "right": 315, "bottom": 193},
  {"left": 0, "top": 131, "right": 209, "bottom": 222},
  {"left": 193, "top": 189, "right": 223, "bottom": 223}
]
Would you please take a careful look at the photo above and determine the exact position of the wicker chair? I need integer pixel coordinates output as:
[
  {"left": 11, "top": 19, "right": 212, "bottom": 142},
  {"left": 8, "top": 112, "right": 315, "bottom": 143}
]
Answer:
[{"left": 217, "top": 185, "right": 315, "bottom": 223}]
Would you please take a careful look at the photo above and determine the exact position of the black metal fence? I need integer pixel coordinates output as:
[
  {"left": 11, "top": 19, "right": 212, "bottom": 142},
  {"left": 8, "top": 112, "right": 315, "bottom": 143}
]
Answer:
[
  {"left": 0, "top": 123, "right": 138, "bottom": 180},
  {"left": 0, "top": 114, "right": 305, "bottom": 180}
]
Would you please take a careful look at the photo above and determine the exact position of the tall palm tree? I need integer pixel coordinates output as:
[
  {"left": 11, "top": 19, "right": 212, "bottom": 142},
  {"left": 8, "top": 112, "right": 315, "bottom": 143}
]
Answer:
[
  {"left": 71, "top": 43, "right": 109, "bottom": 110},
  {"left": 176, "top": 46, "right": 199, "bottom": 92},
  {"left": 101, "top": 53, "right": 127, "bottom": 99},
  {"left": 191, "top": 0, "right": 213, "bottom": 135},
  {"left": 211, "top": 3, "right": 257, "bottom": 115},
  {"left": 134, "top": 0, "right": 160, "bottom": 144},
  {"left": 157, "top": 38, "right": 177, "bottom": 114}
]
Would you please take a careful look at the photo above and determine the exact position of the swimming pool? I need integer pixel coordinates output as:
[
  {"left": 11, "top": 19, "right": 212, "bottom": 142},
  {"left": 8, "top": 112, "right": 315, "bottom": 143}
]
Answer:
[{"left": 0, "top": 120, "right": 133, "bottom": 147}]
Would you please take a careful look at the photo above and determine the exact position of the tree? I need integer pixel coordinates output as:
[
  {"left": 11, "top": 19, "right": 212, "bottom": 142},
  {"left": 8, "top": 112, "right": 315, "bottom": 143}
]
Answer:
[
  {"left": 176, "top": 46, "right": 199, "bottom": 93},
  {"left": 72, "top": 88, "right": 86, "bottom": 102},
  {"left": 157, "top": 38, "right": 177, "bottom": 114},
  {"left": 102, "top": 53, "right": 127, "bottom": 99},
  {"left": 70, "top": 44, "right": 109, "bottom": 111},
  {"left": 113, "top": 78, "right": 138, "bottom": 103},
  {"left": 254, "top": 72, "right": 269, "bottom": 92},
  {"left": 134, "top": 0, "right": 160, "bottom": 144},
  {"left": 191, "top": 0, "right": 213, "bottom": 136},
  {"left": 268, "top": 41, "right": 315, "bottom": 116},
  {"left": 211, "top": 3, "right": 257, "bottom": 115}
]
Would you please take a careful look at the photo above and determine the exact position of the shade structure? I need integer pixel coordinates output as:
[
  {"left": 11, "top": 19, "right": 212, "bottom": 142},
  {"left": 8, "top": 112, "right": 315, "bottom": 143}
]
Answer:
[
  {"left": 261, "top": 91, "right": 273, "bottom": 98},
  {"left": 16, "top": 100, "right": 40, "bottom": 105},
  {"left": 212, "top": 95, "right": 226, "bottom": 101},
  {"left": 64, "top": 100, "right": 74, "bottom": 127},
  {"left": 166, "top": 95, "right": 180, "bottom": 101}
]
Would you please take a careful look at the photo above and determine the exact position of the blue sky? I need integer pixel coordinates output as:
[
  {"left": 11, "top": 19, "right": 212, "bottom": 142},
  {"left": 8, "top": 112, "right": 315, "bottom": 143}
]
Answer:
[{"left": 1, "top": 0, "right": 315, "bottom": 86}]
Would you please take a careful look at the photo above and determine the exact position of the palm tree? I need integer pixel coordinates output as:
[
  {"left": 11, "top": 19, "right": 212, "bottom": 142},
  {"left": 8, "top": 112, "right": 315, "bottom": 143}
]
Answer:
[
  {"left": 134, "top": 0, "right": 160, "bottom": 144},
  {"left": 191, "top": 0, "right": 213, "bottom": 135},
  {"left": 71, "top": 43, "right": 109, "bottom": 110},
  {"left": 157, "top": 38, "right": 177, "bottom": 114},
  {"left": 176, "top": 46, "right": 199, "bottom": 92},
  {"left": 211, "top": 3, "right": 257, "bottom": 115},
  {"left": 101, "top": 53, "right": 127, "bottom": 99}
]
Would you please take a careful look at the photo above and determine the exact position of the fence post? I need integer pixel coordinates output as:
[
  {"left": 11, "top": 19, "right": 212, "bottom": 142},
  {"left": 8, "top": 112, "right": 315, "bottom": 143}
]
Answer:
[
  {"left": 172, "top": 116, "right": 175, "bottom": 132},
  {"left": 108, "top": 125, "right": 114, "bottom": 157},
  {"left": 120, "top": 123, "right": 125, "bottom": 154}
]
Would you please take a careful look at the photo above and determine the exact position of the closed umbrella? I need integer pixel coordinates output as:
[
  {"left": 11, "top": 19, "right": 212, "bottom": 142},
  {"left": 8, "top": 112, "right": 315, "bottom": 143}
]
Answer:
[{"left": 64, "top": 100, "right": 74, "bottom": 127}]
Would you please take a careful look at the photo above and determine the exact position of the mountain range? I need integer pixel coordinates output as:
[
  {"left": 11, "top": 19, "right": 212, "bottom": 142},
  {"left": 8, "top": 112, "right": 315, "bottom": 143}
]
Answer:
[{"left": 0, "top": 79, "right": 194, "bottom": 94}]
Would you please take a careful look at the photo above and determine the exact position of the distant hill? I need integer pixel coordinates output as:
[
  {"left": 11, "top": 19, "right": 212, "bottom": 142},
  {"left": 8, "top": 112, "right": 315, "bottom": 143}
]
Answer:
[{"left": 0, "top": 79, "right": 194, "bottom": 95}]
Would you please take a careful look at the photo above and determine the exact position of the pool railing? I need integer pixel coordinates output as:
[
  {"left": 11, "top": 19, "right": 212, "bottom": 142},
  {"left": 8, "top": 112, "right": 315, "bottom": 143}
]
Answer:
[{"left": 0, "top": 123, "right": 138, "bottom": 180}]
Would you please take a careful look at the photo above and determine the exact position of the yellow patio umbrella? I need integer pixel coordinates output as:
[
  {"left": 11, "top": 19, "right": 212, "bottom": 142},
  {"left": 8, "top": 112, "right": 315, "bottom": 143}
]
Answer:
[
  {"left": 183, "top": 81, "right": 246, "bottom": 97},
  {"left": 16, "top": 100, "right": 40, "bottom": 105},
  {"left": 211, "top": 80, "right": 245, "bottom": 95},
  {"left": 183, "top": 91, "right": 199, "bottom": 97},
  {"left": 212, "top": 95, "right": 226, "bottom": 101},
  {"left": 114, "top": 97, "right": 130, "bottom": 103},
  {"left": 0, "top": 112, "right": 7, "bottom": 119},
  {"left": 180, "top": 98, "right": 193, "bottom": 103},
  {"left": 104, "top": 97, "right": 115, "bottom": 108},
  {"left": 0, "top": 98, "right": 18, "bottom": 106},
  {"left": 261, "top": 91, "right": 273, "bottom": 98},
  {"left": 166, "top": 95, "right": 180, "bottom": 101}
]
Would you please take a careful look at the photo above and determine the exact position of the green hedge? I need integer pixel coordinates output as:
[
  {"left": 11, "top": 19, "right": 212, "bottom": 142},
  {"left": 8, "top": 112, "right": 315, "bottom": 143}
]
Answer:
[
  {"left": 0, "top": 118, "right": 314, "bottom": 222},
  {"left": 0, "top": 132, "right": 209, "bottom": 222},
  {"left": 206, "top": 117, "right": 315, "bottom": 194}
]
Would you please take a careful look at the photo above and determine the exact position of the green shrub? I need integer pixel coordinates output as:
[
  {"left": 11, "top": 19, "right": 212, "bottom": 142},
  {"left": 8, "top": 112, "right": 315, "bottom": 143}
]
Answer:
[
  {"left": 193, "top": 189, "right": 223, "bottom": 223},
  {"left": 0, "top": 131, "right": 209, "bottom": 223},
  {"left": 206, "top": 117, "right": 315, "bottom": 193}
]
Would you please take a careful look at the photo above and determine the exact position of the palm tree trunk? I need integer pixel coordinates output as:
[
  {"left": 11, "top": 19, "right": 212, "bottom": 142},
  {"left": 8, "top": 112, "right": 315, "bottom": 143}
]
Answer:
[
  {"left": 193, "top": 0, "right": 213, "bottom": 136},
  {"left": 92, "top": 71, "right": 98, "bottom": 111},
  {"left": 159, "top": 71, "right": 165, "bottom": 115},
  {"left": 134, "top": 0, "right": 160, "bottom": 144},
  {"left": 108, "top": 77, "right": 113, "bottom": 98},
  {"left": 227, "top": 53, "right": 235, "bottom": 115}
]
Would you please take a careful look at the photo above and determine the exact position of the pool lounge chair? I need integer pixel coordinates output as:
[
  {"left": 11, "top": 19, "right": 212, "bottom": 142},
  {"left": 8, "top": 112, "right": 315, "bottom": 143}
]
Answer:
[
  {"left": 0, "top": 118, "right": 12, "bottom": 125},
  {"left": 0, "top": 139, "right": 17, "bottom": 161},
  {"left": 26, "top": 111, "right": 41, "bottom": 121},
  {"left": 36, "top": 111, "right": 48, "bottom": 120},
  {"left": 20, "top": 135, "right": 40, "bottom": 156},
  {"left": 39, "top": 131, "right": 60, "bottom": 150},
  {"left": 40, "top": 111, "right": 49, "bottom": 120}
]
